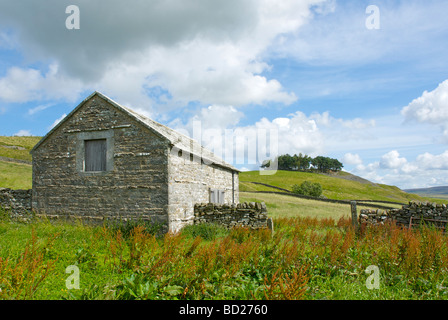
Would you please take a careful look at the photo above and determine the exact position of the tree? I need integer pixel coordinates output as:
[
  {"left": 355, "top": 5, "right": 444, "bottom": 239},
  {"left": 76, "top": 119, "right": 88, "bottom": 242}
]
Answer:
[
  {"left": 311, "top": 156, "right": 343, "bottom": 173},
  {"left": 261, "top": 153, "right": 343, "bottom": 173},
  {"left": 297, "top": 153, "right": 312, "bottom": 171},
  {"left": 277, "top": 154, "right": 296, "bottom": 170}
]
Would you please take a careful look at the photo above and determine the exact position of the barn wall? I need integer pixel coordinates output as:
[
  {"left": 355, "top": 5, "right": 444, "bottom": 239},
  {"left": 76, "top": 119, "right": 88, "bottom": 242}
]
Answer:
[
  {"left": 31, "top": 96, "right": 170, "bottom": 230},
  {"left": 168, "top": 150, "right": 239, "bottom": 233}
]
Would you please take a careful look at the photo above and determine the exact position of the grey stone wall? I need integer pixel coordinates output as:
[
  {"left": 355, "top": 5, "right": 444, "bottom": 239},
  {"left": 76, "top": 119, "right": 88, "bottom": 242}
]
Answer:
[
  {"left": 168, "top": 152, "right": 239, "bottom": 232},
  {"left": 359, "top": 201, "right": 448, "bottom": 229},
  {"left": 0, "top": 188, "right": 32, "bottom": 218},
  {"left": 194, "top": 201, "right": 272, "bottom": 230},
  {"left": 32, "top": 95, "right": 170, "bottom": 231}
]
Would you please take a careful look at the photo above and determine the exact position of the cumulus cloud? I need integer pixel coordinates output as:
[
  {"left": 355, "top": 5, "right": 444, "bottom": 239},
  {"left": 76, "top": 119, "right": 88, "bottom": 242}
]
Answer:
[
  {"left": 170, "top": 108, "right": 324, "bottom": 168},
  {"left": 416, "top": 150, "right": 448, "bottom": 170},
  {"left": 342, "top": 153, "right": 363, "bottom": 166},
  {"left": 307, "top": 111, "right": 377, "bottom": 153},
  {"left": 0, "top": 64, "right": 86, "bottom": 103},
  {"left": 347, "top": 149, "right": 448, "bottom": 189},
  {"left": 13, "top": 129, "right": 32, "bottom": 136},
  {"left": 401, "top": 80, "right": 448, "bottom": 142},
  {"left": 0, "top": 0, "right": 325, "bottom": 111},
  {"left": 380, "top": 150, "right": 407, "bottom": 169}
]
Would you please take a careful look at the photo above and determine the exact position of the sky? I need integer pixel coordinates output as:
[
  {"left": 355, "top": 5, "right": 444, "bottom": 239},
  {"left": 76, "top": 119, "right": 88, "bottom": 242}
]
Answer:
[{"left": 1, "top": 0, "right": 448, "bottom": 189}]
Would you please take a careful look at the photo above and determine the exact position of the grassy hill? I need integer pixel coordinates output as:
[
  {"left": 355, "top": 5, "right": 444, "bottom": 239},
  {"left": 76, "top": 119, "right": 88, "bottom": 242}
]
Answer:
[
  {"left": 0, "top": 136, "right": 41, "bottom": 162},
  {"left": 239, "top": 170, "right": 438, "bottom": 204},
  {"left": 0, "top": 136, "right": 40, "bottom": 190}
]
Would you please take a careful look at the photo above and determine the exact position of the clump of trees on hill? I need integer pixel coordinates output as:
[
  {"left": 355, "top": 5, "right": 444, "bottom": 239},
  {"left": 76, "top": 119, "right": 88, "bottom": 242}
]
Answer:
[{"left": 261, "top": 153, "right": 343, "bottom": 173}]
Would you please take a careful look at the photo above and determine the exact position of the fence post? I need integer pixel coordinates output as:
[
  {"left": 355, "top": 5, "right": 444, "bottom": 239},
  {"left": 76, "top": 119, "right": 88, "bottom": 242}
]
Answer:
[{"left": 351, "top": 201, "right": 358, "bottom": 229}]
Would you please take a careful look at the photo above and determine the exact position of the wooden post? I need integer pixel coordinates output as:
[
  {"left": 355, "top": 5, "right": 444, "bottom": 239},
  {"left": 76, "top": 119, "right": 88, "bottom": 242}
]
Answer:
[{"left": 351, "top": 201, "right": 358, "bottom": 229}]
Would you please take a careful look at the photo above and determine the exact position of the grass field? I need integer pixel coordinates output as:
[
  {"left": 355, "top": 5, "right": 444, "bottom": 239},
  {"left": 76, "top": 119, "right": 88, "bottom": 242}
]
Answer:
[
  {"left": 239, "top": 192, "right": 399, "bottom": 220},
  {"left": 240, "top": 170, "right": 437, "bottom": 203},
  {"left": 0, "top": 136, "right": 41, "bottom": 162},
  {"left": 2, "top": 210, "right": 448, "bottom": 300},
  {"left": 0, "top": 136, "right": 38, "bottom": 190},
  {"left": 0, "top": 161, "right": 32, "bottom": 190}
]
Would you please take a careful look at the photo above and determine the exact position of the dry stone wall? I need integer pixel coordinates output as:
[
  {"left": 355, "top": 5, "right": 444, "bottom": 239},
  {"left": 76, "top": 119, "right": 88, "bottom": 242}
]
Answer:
[
  {"left": 194, "top": 201, "right": 273, "bottom": 231},
  {"left": 359, "top": 200, "right": 448, "bottom": 228},
  {"left": 0, "top": 188, "right": 32, "bottom": 218}
]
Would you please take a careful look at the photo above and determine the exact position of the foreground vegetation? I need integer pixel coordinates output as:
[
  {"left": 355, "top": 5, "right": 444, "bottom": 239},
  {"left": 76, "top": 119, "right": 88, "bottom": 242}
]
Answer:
[
  {"left": 2, "top": 135, "right": 448, "bottom": 300},
  {"left": 2, "top": 208, "right": 448, "bottom": 300}
]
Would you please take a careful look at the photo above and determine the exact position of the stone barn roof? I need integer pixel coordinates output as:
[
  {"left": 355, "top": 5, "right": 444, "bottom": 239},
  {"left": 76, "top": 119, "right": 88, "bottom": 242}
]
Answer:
[{"left": 31, "top": 91, "right": 239, "bottom": 172}]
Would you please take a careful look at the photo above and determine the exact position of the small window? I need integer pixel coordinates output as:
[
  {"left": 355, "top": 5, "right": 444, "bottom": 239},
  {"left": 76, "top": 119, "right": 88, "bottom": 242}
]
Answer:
[
  {"left": 84, "top": 139, "right": 107, "bottom": 172},
  {"left": 210, "top": 189, "right": 225, "bottom": 204}
]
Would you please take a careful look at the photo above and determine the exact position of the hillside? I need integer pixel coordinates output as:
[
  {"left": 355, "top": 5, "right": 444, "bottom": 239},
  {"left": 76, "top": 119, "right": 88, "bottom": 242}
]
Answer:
[
  {"left": 0, "top": 136, "right": 41, "bottom": 162},
  {"left": 239, "top": 170, "right": 438, "bottom": 204},
  {"left": 0, "top": 136, "right": 39, "bottom": 189},
  {"left": 404, "top": 186, "right": 448, "bottom": 200}
]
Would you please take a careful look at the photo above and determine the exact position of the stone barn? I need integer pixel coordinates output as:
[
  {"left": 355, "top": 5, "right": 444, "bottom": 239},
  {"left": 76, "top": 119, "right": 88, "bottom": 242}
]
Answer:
[{"left": 31, "top": 91, "right": 239, "bottom": 233}]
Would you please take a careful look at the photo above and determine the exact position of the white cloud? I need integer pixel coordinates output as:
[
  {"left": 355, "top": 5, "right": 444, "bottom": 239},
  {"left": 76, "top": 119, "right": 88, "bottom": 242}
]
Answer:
[
  {"left": 48, "top": 113, "right": 67, "bottom": 130},
  {"left": 416, "top": 150, "right": 448, "bottom": 170},
  {"left": 347, "top": 149, "right": 448, "bottom": 189},
  {"left": 0, "top": 64, "right": 86, "bottom": 103},
  {"left": 27, "top": 103, "right": 53, "bottom": 115},
  {"left": 0, "top": 0, "right": 326, "bottom": 111},
  {"left": 380, "top": 150, "right": 407, "bottom": 169},
  {"left": 307, "top": 111, "right": 377, "bottom": 154},
  {"left": 170, "top": 108, "right": 324, "bottom": 167},
  {"left": 401, "top": 79, "right": 448, "bottom": 142},
  {"left": 342, "top": 153, "right": 363, "bottom": 166},
  {"left": 13, "top": 129, "right": 32, "bottom": 136},
  {"left": 311, "top": 111, "right": 375, "bottom": 130}
]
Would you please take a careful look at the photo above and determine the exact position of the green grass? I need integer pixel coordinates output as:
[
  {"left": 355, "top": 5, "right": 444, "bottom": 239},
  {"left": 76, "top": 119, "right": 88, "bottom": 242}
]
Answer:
[
  {"left": 2, "top": 138, "right": 448, "bottom": 300},
  {"left": 240, "top": 170, "right": 438, "bottom": 203},
  {"left": 0, "top": 161, "right": 32, "bottom": 190},
  {"left": 0, "top": 136, "right": 41, "bottom": 162},
  {"left": 239, "top": 192, "right": 400, "bottom": 220},
  {"left": 2, "top": 213, "right": 448, "bottom": 300},
  {"left": 0, "top": 136, "right": 38, "bottom": 189}
]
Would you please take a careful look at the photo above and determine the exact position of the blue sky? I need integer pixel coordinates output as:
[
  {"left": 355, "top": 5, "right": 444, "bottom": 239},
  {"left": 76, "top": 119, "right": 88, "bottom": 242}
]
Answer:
[{"left": 1, "top": 0, "right": 448, "bottom": 189}]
